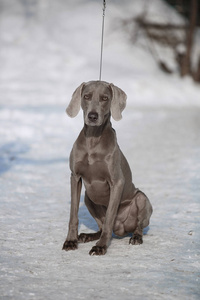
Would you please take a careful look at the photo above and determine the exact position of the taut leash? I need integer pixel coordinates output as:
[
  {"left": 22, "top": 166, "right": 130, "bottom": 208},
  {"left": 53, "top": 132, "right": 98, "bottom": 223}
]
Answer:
[{"left": 99, "top": 0, "right": 106, "bottom": 81}]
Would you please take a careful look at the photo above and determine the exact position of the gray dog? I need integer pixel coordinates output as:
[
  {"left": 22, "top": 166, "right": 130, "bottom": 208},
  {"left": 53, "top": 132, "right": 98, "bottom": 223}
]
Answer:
[{"left": 63, "top": 81, "right": 153, "bottom": 255}]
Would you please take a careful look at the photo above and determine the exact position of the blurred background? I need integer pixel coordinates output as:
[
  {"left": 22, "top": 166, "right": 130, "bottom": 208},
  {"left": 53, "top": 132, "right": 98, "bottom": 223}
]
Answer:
[{"left": 0, "top": 0, "right": 200, "bottom": 108}]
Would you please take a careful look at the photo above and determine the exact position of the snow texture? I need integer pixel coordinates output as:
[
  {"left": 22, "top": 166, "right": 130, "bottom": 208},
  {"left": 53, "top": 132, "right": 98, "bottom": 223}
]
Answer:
[{"left": 0, "top": 0, "right": 200, "bottom": 299}]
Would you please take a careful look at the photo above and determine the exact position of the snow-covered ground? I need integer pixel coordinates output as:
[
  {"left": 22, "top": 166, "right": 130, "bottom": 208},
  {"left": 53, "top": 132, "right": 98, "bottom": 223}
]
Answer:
[{"left": 0, "top": 0, "right": 200, "bottom": 299}]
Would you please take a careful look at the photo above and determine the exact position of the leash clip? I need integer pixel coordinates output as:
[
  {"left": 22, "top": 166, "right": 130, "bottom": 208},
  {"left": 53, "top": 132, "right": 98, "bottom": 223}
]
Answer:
[{"left": 103, "top": 0, "right": 106, "bottom": 16}]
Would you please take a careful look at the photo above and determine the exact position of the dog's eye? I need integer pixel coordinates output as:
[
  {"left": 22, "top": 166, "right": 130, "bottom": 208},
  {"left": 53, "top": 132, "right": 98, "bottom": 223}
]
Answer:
[
  {"left": 84, "top": 95, "right": 90, "bottom": 100},
  {"left": 102, "top": 96, "right": 108, "bottom": 101}
]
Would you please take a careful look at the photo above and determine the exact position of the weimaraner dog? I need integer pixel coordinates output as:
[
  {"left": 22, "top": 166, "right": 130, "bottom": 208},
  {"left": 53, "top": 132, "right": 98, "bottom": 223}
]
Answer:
[{"left": 63, "top": 80, "right": 153, "bottom": 255}]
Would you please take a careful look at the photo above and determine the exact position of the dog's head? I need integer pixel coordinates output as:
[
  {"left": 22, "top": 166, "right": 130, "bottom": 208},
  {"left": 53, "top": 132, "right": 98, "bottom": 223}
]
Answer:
[{"left": 66, "top": 81, "right": 127, "bottom": 126}]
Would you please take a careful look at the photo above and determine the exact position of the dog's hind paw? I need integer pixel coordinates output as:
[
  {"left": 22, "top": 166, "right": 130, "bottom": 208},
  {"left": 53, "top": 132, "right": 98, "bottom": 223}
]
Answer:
[
  {"left": 89, "top": 245, "right": 107, "bottom": 256},
  {"left": 129, "top": 234, "right": 143, "bottom": 245},
  {"left": 78, "top": 233, "right": 92, "bottom": 243},
  {"left": 62, "top": 240, "right": 78, "bottom": 251},
  {"left": 78, "top": 231, "right": 101, "bottom": 243}
]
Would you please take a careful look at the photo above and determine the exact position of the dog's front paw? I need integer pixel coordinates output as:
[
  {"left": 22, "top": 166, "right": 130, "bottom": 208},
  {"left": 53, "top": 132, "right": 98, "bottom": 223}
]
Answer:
[
  {"left": 89, "top": 245, "right": 107, "bottom": 256},
  {"left": 129, "top": 234, "right": 143, "bottom": 245},
  {"left": 62, "top": 240, "right": 78, "bottom": 251}
]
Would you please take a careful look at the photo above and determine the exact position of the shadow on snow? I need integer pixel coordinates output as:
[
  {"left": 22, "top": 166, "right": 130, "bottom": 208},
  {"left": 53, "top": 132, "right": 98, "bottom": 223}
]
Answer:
[{"left": 0, "top": 141, "right": 67, "bottom": 174}]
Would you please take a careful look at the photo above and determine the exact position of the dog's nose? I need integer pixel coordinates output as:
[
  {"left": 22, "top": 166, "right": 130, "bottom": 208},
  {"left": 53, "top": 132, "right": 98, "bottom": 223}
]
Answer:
[{"left": 88, "top": 112, "right": 98, "bottom": 122}]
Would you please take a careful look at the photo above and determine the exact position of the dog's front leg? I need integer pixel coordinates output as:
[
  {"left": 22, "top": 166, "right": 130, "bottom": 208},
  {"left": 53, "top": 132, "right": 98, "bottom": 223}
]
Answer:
[
  {"left": 89, "top": 178, "right": 124, "bottom": 256},
  {"left": 62, "top": 173, "right": 82, "bottom": 251}
]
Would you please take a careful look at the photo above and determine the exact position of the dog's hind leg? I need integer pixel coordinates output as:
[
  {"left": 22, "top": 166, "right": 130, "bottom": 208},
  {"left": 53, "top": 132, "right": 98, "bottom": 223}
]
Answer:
[
  {"left": 129, "top": 191, "right": 153, "bottom": 245},
  {"left": 78, "top": 193, "right": 106, "bottom": 243}
]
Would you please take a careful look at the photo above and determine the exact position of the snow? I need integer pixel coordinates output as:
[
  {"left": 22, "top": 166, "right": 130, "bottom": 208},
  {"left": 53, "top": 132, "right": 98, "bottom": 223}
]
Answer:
[{"left": 0, "top": 0, "right": 200, "bottom": 299}]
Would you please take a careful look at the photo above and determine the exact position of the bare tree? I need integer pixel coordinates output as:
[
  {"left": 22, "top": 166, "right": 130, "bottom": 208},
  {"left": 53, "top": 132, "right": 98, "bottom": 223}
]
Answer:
[
  {"left": 122, "top": 0, "right": 200, "bottom": 83},
  {"left": 180, "top": 0, "right": 198, "bottom": 77}
]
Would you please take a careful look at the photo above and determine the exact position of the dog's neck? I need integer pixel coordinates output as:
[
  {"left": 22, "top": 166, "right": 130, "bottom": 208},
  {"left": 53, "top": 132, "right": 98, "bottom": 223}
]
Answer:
[{"left": 83, "top": 112, "right": 111, "bottom": 138}]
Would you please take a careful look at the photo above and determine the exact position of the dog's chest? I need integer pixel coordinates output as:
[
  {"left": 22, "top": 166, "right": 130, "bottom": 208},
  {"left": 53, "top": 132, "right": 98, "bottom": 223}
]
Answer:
[
  {"left": 75, "top": 151, "right": 110, "bottom": 205},
  {"left": 86, "top": 152, "right": 98, "bottom": 165},
  {"left": 72, "top": 133, "right": 114, "bottom": 186},
  {"left": 75, "top": 151, "right": 108, "bottom": 180}
]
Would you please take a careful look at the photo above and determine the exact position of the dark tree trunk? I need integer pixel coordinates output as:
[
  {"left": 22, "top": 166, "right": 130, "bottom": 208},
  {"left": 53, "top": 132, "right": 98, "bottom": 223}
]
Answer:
[
  {"left": 181, "top": 0, "right": 198, "bottom": 76},
  {"left": 194, "top": 56, "right": 200, "bottom": 82}
]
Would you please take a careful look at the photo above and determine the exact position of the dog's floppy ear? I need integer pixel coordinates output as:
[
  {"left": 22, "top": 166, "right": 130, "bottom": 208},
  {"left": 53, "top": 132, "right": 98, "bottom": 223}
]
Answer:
[
  {"left": 110, "top": 83, "right": 127, "bottom": 121},
  {"left": 66, "top": 82, "right": 85, "bottom": 117}
]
